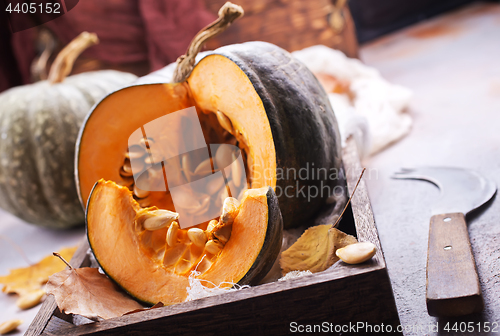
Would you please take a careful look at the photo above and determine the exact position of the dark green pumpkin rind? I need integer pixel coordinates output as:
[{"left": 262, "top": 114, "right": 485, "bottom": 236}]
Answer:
[
  {"left": 205, "top": 42, "right": 342, "bottom": 229},
  {"left": 237, "top": 186, "right": 283, "bottom": 286}
]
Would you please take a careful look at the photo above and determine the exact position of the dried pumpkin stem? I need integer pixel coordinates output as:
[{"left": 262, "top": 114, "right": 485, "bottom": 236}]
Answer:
[
  {"left": 173, "top": 2, "right": 244, "bottom": 83},
  {"left": 48, "top": 32, "right": 99, "bottom": 84},
  {"left": 53, "top": 252, "right": 73, "bottom": 270},
  {"left": 331, "top": 167, "right": 366, "bottom": 228}
]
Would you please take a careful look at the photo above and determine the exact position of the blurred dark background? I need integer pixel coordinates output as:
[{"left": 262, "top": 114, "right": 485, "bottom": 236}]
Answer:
[
  {"left": 349, "top": 0, "right": 477, "bottom": 43},
  {"left": 0, "top": 0, "right": 496, "bottom": 94}
]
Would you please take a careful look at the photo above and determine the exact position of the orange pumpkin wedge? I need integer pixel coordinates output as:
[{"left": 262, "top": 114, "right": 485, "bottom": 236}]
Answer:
[{"left": 86, "top": 180, "right": 282, "bottom": 305}]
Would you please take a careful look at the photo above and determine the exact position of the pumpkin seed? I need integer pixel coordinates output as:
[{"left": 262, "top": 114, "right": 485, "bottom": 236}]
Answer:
[
  {"left": 220, "top": 197, "right": 240, "bottom": 226},
  {"left": 167, "top": 221, "right": 180, "bottom": 247},
  {"left": 126, "top": 145, "right": 146, "bottom": 160},
  {"left": 16, "top": 289, "right": 45, "bottom": 310},
  {"left": 216, "top": 111, "right": 235, "bottom": 135},
  {"left": 119, "top": 166, "right": 133, "bottom": 177},
  {"left": 335, "top": 242, "right": 376, "bottom": 264},
  {"left": 205, "top": 239, "right": 223, "bottom": 255},
  {"left": 193, "top": 158, "right": 214, "bottom": 176},
  {"left": 134, "top": 184, "right": 150, "bottom": 199},
  {"left": 139, "top": 210, "right": 179, "bottom": 231},
  {"left": 214, "top": 145, "right": 234, "bottom": 170},
  {"left": 205, "top": 176, "right": 225, "bottom": 195},
  {"left": 123, "top": 159, "right": 133, "bottom": 175},
  {"left": 231, "top": 152, "right": 244, "bottom": 187},
  {"left": 214, "top": 225, "right": 232, "bottom": 244},
  {"left": 206, "top": 219, "right": 218, "bottom": 233},
  {"left": 0, "top": 319, "right": 22, "bottom": 334},
  {"left": 118, "top": 176, "right": 134, "bottom": 188},
  {"left": 187, "top": 228, "right": 207, "bottom": 248},
  {"left": 181, "top": 153, "right": 195, "bottom": 182}
]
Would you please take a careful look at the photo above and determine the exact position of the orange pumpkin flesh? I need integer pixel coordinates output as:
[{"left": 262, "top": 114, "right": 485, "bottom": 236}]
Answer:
[
  {"left": 77, "top": 55, "right": 276, "bottom": 212},
  {"left": 86, "top": 180, "right": 282, "bottom": 305}
]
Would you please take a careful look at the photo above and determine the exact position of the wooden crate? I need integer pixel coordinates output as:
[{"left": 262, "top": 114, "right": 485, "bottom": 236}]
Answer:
[{"left": 25, "top": 138, "right": 400, "bottom": 336}]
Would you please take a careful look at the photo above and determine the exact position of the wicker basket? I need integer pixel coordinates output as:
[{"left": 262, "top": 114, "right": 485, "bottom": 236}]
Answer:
[{"left": 205, "top": 0, "right": 359, "bottom": 57}]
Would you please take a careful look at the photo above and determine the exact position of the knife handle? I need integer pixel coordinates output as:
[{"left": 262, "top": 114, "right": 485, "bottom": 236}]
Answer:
[{"left": 426, "top": 213, "right": 483, "bottom": 317}]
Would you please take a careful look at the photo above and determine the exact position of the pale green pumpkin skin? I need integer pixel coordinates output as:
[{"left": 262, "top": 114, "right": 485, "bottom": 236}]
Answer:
[{"left": 0, "top": 70, "right": 137, "bottom": 229}]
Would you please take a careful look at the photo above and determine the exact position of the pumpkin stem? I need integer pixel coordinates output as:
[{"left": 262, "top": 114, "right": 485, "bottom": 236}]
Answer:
[
  {"left": 53, "top": 252, "right": 73, "bottom": 270},
  {"left": 48, "top": 32, "right": 99, "bottom": 84},
  {"left": 331, "top": 167, "right": 366, "bottom": 228},
  {"left": 173, "top": 2, "right": 244, "bottom": 83}
]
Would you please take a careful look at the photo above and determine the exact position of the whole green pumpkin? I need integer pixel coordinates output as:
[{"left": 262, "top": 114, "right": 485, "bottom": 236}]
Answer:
[{"left": 0, "top": 32, "right": 137, "bottom": 229}]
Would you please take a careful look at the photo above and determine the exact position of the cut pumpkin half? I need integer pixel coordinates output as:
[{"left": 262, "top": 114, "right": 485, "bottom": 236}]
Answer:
[
  {"left": 86, "top": 180, "right": 282, "bottom": 305},
  {"left": 75, "top": 5, "right": 342, "bottom": 230}
]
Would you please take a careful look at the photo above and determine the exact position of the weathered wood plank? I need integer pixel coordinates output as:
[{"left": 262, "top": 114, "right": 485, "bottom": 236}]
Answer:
[
  {"left": 343, "top": 137, "right": 386, "bottom": 269},
  {"left": 42, "top": 267, "right": 398, "bottom": 336}
]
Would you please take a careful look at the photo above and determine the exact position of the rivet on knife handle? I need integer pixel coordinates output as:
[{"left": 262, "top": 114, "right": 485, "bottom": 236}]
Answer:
[{"left": 426, "top": 212, "right": 483, "bottom": 317}]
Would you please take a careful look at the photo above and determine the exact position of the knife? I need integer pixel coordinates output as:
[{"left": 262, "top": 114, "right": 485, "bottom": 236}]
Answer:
[{"left": 393, "top": 167, "right": 496, "bottom": 317}]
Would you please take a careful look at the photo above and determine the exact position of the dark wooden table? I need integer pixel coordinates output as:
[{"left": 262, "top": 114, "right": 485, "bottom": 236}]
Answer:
[{"left": 360, "top": 2, "right": 500, "bottom": 335}]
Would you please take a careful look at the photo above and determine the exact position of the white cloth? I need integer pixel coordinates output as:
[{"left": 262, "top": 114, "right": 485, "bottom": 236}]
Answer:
[{"left": 292, "top": 45, "right": 413, "bottom": 156}]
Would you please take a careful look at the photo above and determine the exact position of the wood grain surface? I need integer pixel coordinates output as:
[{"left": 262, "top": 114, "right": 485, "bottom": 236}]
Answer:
[{"left": 426, "top": 213, "right": 483, "bottom": 317}]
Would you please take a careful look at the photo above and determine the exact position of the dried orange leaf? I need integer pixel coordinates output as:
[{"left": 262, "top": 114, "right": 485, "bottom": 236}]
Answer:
[
  {"left": 46, "top": 267, "right": 143, "bottom": 320},
  {"left": 280, "top": 225, "right": 357, "bottom": 274},
  {"left": 0, "top": 246, "right": 77, "bottom": 296}
]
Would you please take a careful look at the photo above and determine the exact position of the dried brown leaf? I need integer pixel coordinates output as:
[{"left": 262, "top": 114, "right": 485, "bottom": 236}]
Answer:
[
  {"left": 46, "top": 267, "right": 142, "bottom": 320},
  {"left": 280, "top": 225, "right": 357, "bottom": 274}
]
